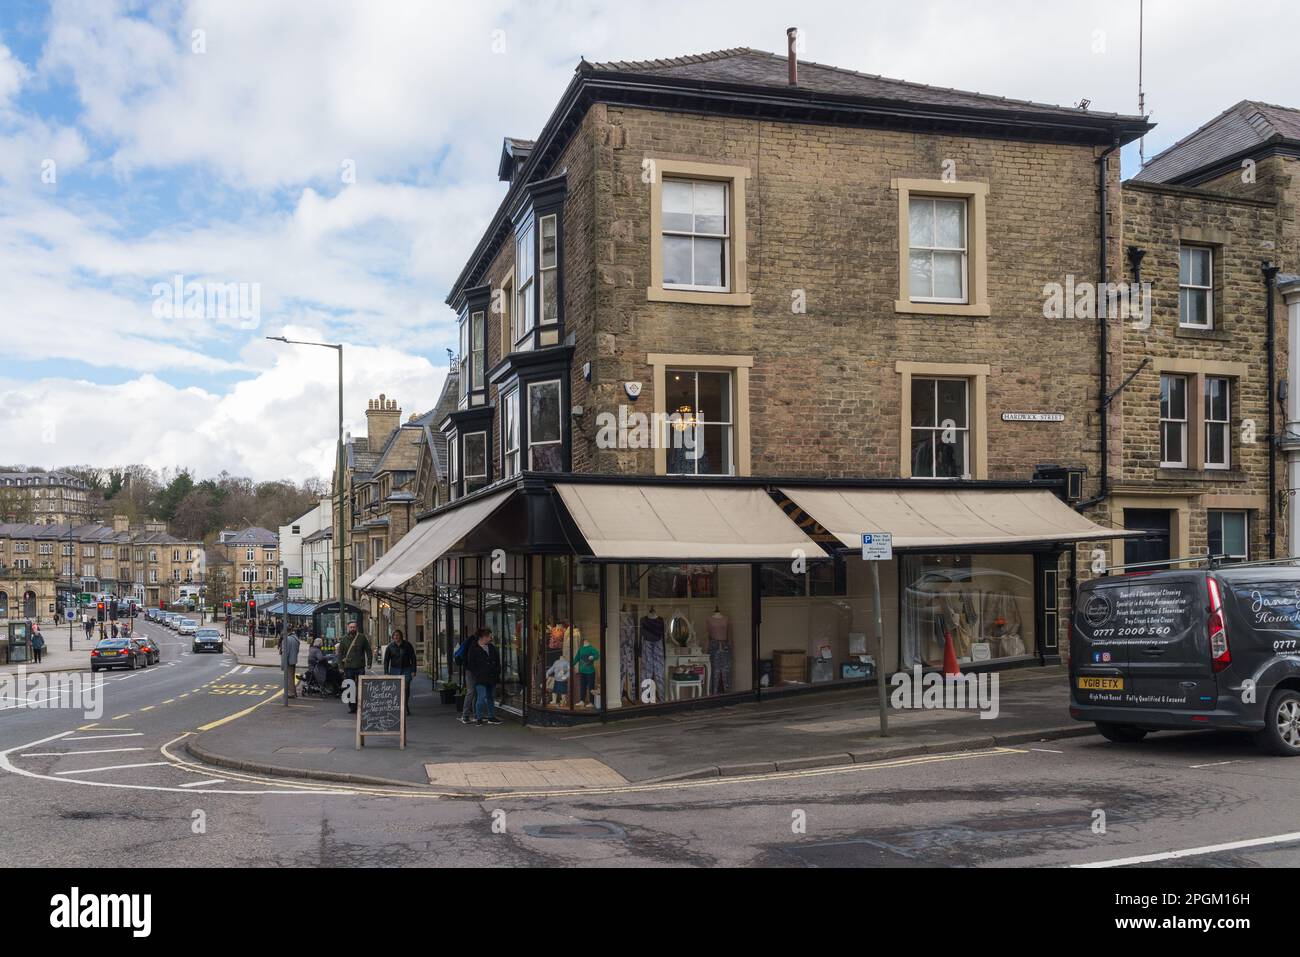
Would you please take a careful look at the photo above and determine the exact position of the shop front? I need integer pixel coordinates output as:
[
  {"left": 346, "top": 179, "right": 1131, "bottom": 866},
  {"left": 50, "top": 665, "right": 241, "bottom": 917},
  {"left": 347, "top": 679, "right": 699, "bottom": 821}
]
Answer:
[{"left": 352, "top": 476, "right": 1124, "bottom": 723}]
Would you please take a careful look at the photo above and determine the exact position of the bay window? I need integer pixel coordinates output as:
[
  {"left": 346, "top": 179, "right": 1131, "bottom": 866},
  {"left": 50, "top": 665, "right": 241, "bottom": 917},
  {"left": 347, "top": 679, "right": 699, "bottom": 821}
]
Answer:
[
  {"left": 502, "top": 387, "right": 520, "bottom": 478},
  {"left": 464, "top": 431, "right": 488, "bottom": 494}
]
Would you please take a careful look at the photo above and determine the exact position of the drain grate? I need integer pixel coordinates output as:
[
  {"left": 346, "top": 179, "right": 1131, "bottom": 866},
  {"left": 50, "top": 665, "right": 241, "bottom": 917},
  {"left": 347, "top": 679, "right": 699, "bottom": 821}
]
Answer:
[{"left": 523, "top": 821, "right": 626, "bottom": 840}]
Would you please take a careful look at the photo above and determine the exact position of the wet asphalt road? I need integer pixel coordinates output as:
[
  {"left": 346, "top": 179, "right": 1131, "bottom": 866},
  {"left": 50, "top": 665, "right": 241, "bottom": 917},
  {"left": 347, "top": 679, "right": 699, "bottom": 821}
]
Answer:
[{"left": 2, "top": 619, "right": 1299, "bottom": 868}]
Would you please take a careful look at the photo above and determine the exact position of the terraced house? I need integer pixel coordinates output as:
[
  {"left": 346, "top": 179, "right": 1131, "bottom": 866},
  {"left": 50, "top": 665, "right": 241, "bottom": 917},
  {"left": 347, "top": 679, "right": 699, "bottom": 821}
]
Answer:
[
  {"left": 0, "top": 515, "right": 202, "bottom": 620},
  {"left": 351, "top": 40, "right": 1289, "bottom": 724}
]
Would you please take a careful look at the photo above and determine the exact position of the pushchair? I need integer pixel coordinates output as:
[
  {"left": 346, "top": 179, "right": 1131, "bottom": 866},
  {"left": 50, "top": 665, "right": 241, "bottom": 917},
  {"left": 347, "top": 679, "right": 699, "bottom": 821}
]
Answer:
[{"left": 300, "top": 652, "right": 343, "bottom": 697}]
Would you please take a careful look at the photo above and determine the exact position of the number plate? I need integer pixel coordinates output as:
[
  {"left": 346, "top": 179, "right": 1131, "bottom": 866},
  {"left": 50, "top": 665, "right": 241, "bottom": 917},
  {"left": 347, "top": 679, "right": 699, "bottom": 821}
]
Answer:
[{"left": 1077, "top": 676, "right": 1123, "bottom": 691}]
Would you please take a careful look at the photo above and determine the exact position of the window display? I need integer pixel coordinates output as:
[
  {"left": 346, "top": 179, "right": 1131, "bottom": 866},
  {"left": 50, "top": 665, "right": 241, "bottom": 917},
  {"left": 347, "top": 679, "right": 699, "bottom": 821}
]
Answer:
[{"left": 902, "top": 554, "right": 1035, "bottom": 667}]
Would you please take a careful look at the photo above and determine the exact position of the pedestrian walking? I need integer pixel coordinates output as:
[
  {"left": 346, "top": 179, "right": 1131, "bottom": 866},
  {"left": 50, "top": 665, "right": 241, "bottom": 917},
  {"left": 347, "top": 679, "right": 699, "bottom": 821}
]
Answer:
[
  {"left": 279, "top": 628, "right": 301, "bottom": 703},
  {"left": 248, "top": 619, "right": 256, "bottom": 658},
  {"left": 466, "top": 628, "right": 502, "bottom": 726},
  {"left": 110, "top": 622, "right": 119, "bottom": 639},
  {"left": 337, "top": 621, "right": 372, "bottom": 714},
  {"left": 382, "top": 629, "right": 417, "bottom": 716},
  {"left": 31, "top": 625, "right": 45, "bottom": 664},
  {"left": 455, "top": 631, "right": 477, "bottom": 725}
]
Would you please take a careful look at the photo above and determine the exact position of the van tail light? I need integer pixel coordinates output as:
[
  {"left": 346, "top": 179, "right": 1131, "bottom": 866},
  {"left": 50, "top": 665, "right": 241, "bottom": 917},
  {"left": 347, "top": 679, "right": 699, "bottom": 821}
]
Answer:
[{"left": 1207, "top": 577, "right": 1231, "bottom": 673}]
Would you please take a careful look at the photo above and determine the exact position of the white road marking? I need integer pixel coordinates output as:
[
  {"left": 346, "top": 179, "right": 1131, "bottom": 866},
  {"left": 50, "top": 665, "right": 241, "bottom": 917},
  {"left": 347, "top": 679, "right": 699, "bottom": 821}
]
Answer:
[
  {"left": 56, "top": 762, "right": 170, "bottom": 776},
  {"left": 1074, "top": 831, "right": 1300, "bottom": 868},
  {"left": 21, "top": 747, "right": 145, "bottom": 756},
  {"left": 1030, "top": 748, "right": 1064, "bottom": 754},
  {"left": 179, "top": 778, "right": 225, "bottom": 788},
  {"left": 1189, "top": 760, "right": 1236, "bottom": 769},
  {"left": 64, "top": 733, "right": 145, "bottom": 741}
]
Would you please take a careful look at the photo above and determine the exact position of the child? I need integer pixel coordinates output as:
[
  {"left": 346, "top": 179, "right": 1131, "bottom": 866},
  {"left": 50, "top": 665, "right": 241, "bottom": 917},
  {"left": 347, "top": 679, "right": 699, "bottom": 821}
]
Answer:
[{"left": 545, "top": 655, "right": 570, "bottom": 707}]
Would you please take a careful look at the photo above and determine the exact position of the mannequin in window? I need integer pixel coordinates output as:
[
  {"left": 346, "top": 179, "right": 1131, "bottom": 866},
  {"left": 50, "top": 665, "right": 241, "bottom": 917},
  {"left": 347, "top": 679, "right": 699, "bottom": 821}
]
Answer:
[
  {"left": 707, "top": 606, "right": 731, "bottom": 695},
  {"left": 620, "top": 603, "right": 637, "bottom": 702}
]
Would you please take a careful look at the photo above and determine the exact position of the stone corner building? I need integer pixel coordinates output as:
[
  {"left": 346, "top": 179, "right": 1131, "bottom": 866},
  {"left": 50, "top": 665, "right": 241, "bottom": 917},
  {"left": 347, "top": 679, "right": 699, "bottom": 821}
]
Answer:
[{"left": 353, "top": 43, "right": 1289, "bottom": 724}]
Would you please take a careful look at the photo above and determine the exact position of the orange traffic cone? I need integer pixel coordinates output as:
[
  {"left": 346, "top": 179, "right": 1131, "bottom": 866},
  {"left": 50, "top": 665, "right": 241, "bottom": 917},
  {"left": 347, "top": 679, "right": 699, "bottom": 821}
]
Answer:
[{"left": 942, "top": 624, "right": 961, "bottom": 677}]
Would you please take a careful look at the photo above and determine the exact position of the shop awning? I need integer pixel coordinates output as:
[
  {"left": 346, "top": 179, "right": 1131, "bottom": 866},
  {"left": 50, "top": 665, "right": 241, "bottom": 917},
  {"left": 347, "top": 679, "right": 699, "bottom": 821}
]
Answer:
[
  {"left": 352, "top": 488, "right": 515, "bottom": 592},
  {"left": 777, "top": 486, "right": 1134, "bottom": 551},
  {"left": 554, "top": 483, "right": 820, "bottom": 561}
]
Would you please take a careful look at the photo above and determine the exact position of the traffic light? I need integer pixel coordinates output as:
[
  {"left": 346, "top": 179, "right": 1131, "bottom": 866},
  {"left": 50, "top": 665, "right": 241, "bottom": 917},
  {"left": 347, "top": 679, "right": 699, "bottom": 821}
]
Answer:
[
  {"left": 159, "top": 600, "right": 165, "bottom": 610},
  {"left": 96, "top": 601, "right": 105, "bottom": 622},
  {"left": 248, "top": 599, "right": 257, "bottom": 616}
]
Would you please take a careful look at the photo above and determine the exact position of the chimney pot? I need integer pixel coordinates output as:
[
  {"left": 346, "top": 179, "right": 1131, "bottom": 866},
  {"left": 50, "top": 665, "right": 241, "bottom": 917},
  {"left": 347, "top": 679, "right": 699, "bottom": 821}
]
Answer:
[{"left": 786, "top": 27, "right": 798, "bottom": 86}]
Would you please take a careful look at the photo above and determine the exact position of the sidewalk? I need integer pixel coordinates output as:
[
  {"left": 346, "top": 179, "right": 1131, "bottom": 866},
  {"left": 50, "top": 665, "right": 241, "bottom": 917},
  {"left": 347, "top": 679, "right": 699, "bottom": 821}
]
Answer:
[
  {"left": 187, "top": 665, "right": 1095, "bottom": 794},
  {"left": 0, "top": 623, "right": 99, "bottom": 674}
]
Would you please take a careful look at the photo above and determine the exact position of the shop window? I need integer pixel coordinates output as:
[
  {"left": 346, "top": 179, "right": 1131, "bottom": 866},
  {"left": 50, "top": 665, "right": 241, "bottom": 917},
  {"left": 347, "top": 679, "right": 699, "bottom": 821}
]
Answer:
[
  {"left": 1160, "top": 374, "right": 1188, "bottom": 468},
  {"left": 902, "top": 554, "right": 1035, "bottom": 668},
  {"left": 1179, "top": 246, "right": 1213, "bottom": 329},
  {"left": 1208, "top": 510, "right": 1248, "bottom": 563},
  {"left": 665, "top": 369, "right": 733, "bottom": 476},
  {"left": 910, "top": 377, "right": 969, "bottom": 478},
  {"left": 527, "top": 379, "right": 564, "bottom": 471},
  {"left": 1204, "top": 376, "right": 1230, "bottom": 470},
  {"left": 463, "top": 431, "right": 488, "bottom": 494}
]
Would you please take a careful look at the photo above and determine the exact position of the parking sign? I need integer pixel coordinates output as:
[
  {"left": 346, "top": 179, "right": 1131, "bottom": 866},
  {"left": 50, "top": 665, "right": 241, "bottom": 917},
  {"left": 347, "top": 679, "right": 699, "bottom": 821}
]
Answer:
[{"left": 861, "top": 533, "right": 893, "bottom": 561}]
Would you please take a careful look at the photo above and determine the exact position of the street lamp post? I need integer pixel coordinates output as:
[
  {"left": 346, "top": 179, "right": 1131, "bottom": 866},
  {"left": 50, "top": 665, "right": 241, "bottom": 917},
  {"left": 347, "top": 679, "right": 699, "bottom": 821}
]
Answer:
[{"left": 267, "top": 336, "right": 346, "bottom": 651}]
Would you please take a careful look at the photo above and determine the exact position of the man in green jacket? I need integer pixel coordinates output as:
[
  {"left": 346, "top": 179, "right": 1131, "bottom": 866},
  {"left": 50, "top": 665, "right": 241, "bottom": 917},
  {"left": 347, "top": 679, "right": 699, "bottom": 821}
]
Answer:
[{"left": 338, "top": 621, "right": 372, "bottom": 713}]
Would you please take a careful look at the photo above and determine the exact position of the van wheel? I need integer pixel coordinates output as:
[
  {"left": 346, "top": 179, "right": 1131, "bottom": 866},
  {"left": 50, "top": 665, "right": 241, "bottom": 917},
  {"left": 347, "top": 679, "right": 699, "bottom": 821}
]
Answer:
[
  {"left": 1255, "top": 689, "right": 1300, "bottom": 756},
  {"left": 1096, "top": 722, "right": 1147, "bottom": 743}
]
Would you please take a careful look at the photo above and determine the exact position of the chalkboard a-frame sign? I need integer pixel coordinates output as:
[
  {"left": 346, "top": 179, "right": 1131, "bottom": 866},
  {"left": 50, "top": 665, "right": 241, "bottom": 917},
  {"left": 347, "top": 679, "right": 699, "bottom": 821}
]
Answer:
[{"left": 356, "top": 674, "right": 407, "bottom": 749}]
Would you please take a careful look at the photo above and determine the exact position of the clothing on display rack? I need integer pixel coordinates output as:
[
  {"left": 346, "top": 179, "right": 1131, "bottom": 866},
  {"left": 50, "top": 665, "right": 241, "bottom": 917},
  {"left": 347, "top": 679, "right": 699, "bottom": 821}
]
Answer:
[
  {"left": 640, "top": 613, "right": 665, "bottom": 703},
  {"left": 620, "top": 610, "right": 637, "bottom": 701}
]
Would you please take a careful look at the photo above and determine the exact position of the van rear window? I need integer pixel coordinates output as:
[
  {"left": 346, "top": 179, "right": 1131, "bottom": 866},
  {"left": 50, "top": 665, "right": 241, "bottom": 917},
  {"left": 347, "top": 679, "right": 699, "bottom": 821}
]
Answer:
[
  {"left": 1078, "top": 581, "right": 1196, "bottom": 640},
  {"left": 1226, "top": 581, "right": 1300, "bottom": 632}
]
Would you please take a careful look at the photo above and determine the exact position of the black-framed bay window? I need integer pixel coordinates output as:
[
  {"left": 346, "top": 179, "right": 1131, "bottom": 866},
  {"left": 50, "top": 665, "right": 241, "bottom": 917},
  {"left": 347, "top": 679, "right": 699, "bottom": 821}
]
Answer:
[
  {"left": 489, "top": 345, "right": 573, "bottom": 476},
  {"left": 440, "top": 406, "right": 494, "bottom": 501},
  {"left": 509, "top": 173, "right": 567, "bottom": 353}
]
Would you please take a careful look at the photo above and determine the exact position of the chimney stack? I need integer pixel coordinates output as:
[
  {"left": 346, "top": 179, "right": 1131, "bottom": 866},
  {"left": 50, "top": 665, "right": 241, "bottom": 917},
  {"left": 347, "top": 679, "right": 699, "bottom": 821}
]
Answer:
[
  {"left": 365, "top": 394, "right": 402, "bottom": 448},
  {"left": 786, "top": 27, "right": 798, "bottom": 86}
]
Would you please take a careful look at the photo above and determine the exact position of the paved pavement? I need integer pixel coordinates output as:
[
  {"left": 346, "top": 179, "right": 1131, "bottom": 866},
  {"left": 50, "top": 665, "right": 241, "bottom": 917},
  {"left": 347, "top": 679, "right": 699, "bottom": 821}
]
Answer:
[
  {"left": 188, "top": 665, "right": 1096, "bottom": 792},
  {"left": 1, "top": 620, "right": 113, "bottom": 674}
]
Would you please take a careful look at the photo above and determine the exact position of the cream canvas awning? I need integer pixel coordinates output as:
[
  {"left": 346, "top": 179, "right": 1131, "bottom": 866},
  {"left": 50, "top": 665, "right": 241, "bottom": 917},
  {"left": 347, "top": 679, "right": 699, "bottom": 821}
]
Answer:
[
  {"left": 352, "top": 488, "right": 514, "bottom": 592},
  {"left": 778, "top": 486, "right": 1132, "bottom": 551},
  {"left": 555, "top": 483, "right": 818, "bottom": 561}
]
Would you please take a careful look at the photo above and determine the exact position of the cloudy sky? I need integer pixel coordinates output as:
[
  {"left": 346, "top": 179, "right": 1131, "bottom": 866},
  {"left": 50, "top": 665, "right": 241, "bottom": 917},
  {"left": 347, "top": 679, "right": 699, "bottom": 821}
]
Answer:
[{"left": 0, "top": 0, "right": 1293, "bottom": 482}]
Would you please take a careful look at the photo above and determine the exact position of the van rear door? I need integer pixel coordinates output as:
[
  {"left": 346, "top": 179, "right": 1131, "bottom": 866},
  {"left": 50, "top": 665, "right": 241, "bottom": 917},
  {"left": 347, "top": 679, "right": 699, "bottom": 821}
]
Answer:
[
  {"left": 1072, "top": 580, "right": 1138, "bottom": 707},
  {"left": 1118, "top": 575, "right": 1216, "bottom": 711}
]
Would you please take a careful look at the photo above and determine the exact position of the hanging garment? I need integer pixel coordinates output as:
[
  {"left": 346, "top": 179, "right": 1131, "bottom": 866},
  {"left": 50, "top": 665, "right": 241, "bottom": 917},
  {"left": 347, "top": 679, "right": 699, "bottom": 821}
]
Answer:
[
  {"left": 640, "top": 615, "right": 665, "bottom": 703},
  {"left": 707, "top": 613, "right": 730, "bottom": 694},
  {"left": 620, "top": 612, "right": 637, "bottom": 701}
]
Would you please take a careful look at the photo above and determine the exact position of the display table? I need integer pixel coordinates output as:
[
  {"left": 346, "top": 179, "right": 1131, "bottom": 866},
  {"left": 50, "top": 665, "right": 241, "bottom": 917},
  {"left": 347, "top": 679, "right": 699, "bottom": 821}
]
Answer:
[{"left": 667, "top": 653, "right": 711, "bottom": 701}]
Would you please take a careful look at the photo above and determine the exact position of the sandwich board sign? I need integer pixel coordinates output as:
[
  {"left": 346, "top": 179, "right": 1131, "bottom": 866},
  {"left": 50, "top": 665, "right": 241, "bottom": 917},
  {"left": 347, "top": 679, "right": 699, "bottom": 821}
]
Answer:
[
  {"left": 356, "top": 674, "right": 406, "bottom": 749},
  {"left": 860, "top": 533, "right": 893, "bottom": 561}
]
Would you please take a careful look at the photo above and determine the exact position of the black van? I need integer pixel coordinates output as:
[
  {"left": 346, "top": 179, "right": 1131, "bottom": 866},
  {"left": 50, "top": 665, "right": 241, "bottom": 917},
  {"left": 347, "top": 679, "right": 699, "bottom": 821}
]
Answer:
[{"left": 1071, "top": 565, "right": 1300, "bottom": 755}]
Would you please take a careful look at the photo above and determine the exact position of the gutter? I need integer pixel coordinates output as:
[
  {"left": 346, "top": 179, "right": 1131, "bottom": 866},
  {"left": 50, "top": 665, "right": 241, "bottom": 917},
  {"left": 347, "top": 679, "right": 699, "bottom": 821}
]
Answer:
[
  {"left": 1264, "top": 261, "right": 1281, "bottom": 557},
  {"left": 1077, "top": 139, "right": 1124, "bottom": 512}
]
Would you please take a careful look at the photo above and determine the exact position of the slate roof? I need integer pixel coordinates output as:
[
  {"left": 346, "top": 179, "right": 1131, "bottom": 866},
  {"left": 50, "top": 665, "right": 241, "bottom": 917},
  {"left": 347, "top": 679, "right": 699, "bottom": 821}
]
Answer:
[
  {"left": 1134, "top": 100, "right": 1300, "bottom": 184},
  {"left": 585, "top": 47, "right": 1131, "bottom": 120},
  {"left": 219, "top": 526, "right": 279, "bottom": 546}
]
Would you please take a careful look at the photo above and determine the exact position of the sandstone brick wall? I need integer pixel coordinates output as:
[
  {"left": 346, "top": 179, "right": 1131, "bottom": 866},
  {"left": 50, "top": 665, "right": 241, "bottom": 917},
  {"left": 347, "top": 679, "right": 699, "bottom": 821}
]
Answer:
[{"left": 578, "top": 104, "right": 1113, "bottom": 487}]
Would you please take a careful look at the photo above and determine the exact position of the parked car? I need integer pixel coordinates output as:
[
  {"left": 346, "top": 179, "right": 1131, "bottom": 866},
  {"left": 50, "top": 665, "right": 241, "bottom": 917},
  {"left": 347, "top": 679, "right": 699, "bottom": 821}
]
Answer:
[
  {"left": 192, "top": 628, "right": 224, "bottom": 654},
  {"left": 132, "top": 635, "right": 160, "bottom": 665},
  {"left": 90, "top": 638, "right": 146, "bottom": 672},
  {"left": 1072, "top": 564, "right": 1300, "bottom": 756},
  {"left": 178, "top": 619, "right": 198, "bottom": 636}
]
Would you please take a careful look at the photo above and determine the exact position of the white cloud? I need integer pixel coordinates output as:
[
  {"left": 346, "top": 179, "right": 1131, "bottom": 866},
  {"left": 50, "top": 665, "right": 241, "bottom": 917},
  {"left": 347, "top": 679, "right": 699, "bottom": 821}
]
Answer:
[{"left": 0, "top": 330, "right": 446, "bottom": 482}]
